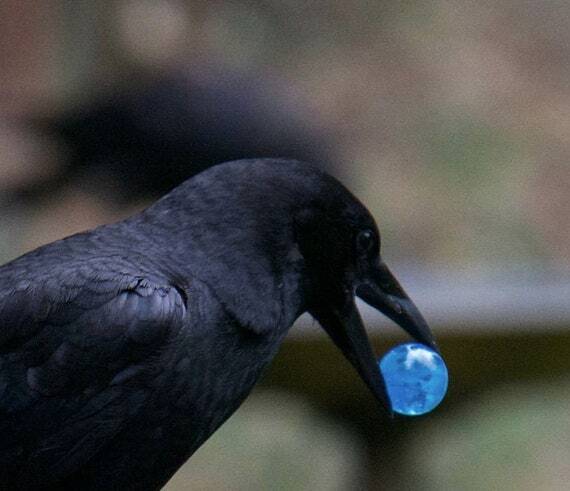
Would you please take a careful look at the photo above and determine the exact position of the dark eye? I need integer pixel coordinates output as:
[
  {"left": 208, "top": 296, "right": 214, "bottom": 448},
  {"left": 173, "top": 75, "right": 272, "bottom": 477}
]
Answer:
[{"left": 356, "top": 229, "right": 377, "bottom": 256}]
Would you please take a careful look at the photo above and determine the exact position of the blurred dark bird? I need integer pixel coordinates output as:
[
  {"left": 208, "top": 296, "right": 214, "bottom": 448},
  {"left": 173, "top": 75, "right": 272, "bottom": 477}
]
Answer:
[
  {"left": 0, "top": 159, "right": 435, "bottom": 490},
  {"left": 23, "top": 70, "right": 335, "bottom": 205}
]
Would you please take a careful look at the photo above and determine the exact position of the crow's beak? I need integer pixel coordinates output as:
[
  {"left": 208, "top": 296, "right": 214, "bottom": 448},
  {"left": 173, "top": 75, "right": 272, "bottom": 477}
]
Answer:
[
  {"left": 312, "top": 300, "right": 394, "bottom": 416},
  {"left": 312, "top": 261, "right": 436, "bottom": 415},
  {"left": 356, "top": 261, "right": 437, "bottom": 352}
]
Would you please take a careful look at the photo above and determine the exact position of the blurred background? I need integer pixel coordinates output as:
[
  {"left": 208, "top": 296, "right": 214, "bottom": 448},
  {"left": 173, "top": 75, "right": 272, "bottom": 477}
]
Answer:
[{"left": 1, "top": 0, "right": 570, "bottom": 489}]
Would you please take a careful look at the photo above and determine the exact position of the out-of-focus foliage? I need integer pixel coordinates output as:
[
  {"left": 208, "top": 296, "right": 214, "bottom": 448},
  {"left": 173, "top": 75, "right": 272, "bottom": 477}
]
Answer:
[
  {"left": 167, "top": 391, "right": 364, "bottom": 490},
  {"left": 1, "top": 0, "right": 569, "bottom": 269},
  {"left": 405, "top": 380, "right": 570, "bottom": 490}
]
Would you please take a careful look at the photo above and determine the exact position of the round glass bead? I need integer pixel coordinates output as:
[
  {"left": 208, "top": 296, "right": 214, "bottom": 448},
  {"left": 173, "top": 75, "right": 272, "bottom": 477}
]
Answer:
[{"left": 379, "top": 342, "right": 448, "bottom": 416}]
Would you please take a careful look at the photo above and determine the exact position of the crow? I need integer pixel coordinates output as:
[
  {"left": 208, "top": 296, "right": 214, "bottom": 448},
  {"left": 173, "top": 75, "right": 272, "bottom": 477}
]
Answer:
[
  {"left": 22, "top": 71, "right": 335, "bottom": 205},
  {"left": 0, "top": 159, "right": 435, "bottom": 490}
]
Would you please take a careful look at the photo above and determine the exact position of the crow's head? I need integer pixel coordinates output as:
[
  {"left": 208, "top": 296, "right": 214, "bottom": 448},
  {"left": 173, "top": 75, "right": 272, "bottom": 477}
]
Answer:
[
  {"left": 292, "top": 171, "right": 436, "bottom": 414},
  {"left": 146, "top": 158, "right": 436, "bottom": 413}
]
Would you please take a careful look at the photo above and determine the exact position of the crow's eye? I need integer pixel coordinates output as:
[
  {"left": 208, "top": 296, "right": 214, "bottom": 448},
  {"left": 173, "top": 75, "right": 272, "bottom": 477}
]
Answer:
[{"left": 356, "top": 229, "right": 377, "bottom": 256}]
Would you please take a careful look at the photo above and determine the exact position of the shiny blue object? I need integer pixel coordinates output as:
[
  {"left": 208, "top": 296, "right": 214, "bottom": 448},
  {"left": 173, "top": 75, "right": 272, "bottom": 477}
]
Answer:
[{"left": 379, "top": 343, "right": 448, "bottom": 416}]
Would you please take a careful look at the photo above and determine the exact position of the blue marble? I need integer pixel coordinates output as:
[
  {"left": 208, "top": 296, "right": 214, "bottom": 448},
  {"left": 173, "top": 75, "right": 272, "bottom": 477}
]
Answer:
[{"left": 379, "top": 343, "right": 448, "bottom": 416}]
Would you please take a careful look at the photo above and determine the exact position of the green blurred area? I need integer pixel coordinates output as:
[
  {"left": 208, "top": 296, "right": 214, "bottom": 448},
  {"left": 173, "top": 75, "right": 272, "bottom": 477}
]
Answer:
[{"left": 1, "top": 0, "right": 570, "bottom": 489}]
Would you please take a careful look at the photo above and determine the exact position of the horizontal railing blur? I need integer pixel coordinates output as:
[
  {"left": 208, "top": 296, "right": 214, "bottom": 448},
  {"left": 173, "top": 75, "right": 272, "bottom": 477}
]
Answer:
[{"left": 291, "top": 267, "right": 570, "bottom": 336}]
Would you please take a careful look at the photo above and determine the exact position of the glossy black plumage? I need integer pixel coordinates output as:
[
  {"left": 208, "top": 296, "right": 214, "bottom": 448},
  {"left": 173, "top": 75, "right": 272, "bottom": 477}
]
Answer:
[{"left": 0, "top": 159, "right": 436, "bottom": 489}]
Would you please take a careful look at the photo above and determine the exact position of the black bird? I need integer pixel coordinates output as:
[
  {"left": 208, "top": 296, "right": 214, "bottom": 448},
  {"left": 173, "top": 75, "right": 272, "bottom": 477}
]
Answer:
[
  {"left": 22, "top": 70, "right": 335, "bottom": 205},
  {"left": 0, "top": 159, "right": 435, "bottom": 490}
]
